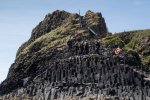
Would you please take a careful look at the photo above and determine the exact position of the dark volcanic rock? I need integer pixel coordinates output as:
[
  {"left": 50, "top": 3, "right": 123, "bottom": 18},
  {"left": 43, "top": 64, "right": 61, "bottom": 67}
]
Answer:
[
  {"left": 84, "top": 10, "right": 108, "bottom": 35},
  {"left": 0, "top": 10, "right": 150, "bottom": 100},
  {"left": 30, "top": 10, "right": 71, "bottom": 41}
]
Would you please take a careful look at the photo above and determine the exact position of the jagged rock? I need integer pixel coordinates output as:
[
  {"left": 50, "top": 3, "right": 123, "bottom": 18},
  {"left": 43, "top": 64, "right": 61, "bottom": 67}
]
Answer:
[
  {"left": 0, "top": 10, "right": 150, "bottom": 100},
  {"left": 84, "top": 10, "right": 108, "bottom": 36},
  {"left": 31, "top": 10, "right": 71, "bottom": 41}
]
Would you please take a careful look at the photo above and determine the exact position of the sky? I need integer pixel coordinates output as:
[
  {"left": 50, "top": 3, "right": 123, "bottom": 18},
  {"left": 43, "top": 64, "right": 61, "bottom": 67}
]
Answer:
[{"left": 0, "top": 0, "right": 150, "bottom": 83}]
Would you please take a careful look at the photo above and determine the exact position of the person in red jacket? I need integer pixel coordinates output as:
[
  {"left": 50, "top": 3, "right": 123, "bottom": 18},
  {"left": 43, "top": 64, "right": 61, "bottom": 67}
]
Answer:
[{"left": 114, "top": 47, "right": 122, "bottom": 55}]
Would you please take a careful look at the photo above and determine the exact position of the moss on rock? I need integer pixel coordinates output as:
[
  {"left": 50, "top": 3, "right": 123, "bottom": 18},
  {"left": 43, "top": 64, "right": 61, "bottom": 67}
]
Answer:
[{"left": 101, "top": 35, "right": 124, "bottom": 47}]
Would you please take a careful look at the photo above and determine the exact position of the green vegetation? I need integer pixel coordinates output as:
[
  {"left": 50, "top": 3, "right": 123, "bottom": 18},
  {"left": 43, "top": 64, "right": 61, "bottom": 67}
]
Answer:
[
  {"left": 142, "top": 56, "right": 150, "bottom": 69},
  {"left": 101, "top": 35, "right": 124, "bottom": 47},
  {"left": 17, "top": 21, "right": 89, "bottom": 59},
  {"left": 100, "top": 29, "right": 150, "bottom": 68},
  {"left": 17, "top": 20, "right": 150, "bottom": 69},
  {"left": 124, "top": 30, "right": 150, "bottom": 50},
  {"left": 123, "top": 30, "right": 150, "bottom": 68},
  {"left": 20, "top": 24, "right": 72, "bottom": 55}
]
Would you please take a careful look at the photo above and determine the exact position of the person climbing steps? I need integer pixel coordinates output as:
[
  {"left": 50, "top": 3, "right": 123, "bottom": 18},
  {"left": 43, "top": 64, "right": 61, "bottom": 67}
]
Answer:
[
  {"left": 67, "top": 40, "right": 73, "bottom": 51},
  {"left": 95, "top": 41, "right": 100, "bottom": 54},
  {"left": 84, "top": 41, "right": 89, "bottom": 54}
]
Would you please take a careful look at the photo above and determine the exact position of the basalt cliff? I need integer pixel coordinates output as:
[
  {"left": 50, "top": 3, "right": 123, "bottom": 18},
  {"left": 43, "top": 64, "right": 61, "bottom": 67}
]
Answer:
[{"left": 0, "top": 10, "right": 150, "bottom": 100}]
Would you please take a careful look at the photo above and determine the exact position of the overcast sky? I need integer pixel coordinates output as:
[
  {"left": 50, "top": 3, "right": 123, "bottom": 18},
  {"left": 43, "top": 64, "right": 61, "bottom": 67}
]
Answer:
[{"left": 0, "top": 0, "right": 150, "bottom": 83}]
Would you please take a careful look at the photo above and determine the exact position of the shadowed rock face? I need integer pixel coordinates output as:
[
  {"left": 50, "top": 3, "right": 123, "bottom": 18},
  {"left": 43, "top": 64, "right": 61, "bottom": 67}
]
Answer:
[{"left": 0, "top": 10, "right": 150, "bottom": 100}]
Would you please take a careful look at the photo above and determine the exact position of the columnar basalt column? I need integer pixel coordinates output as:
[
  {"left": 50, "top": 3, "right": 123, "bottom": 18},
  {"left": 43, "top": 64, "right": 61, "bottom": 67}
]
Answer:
[
  {"left": 51, "top": 71, "right": 54, "bottom": 83},
  {"left": 2, "top": 49, "right": 150, "bottom": 99}
]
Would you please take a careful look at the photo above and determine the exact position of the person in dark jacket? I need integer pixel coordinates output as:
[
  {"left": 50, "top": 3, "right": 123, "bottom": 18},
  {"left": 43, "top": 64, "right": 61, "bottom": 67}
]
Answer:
[
  {"left": 84, "top": 42, "right": 89, "bottom": 54},
  {"left": 67, "top": 40, "right": 73, "bottom": 50},
  {"left": 74, "top": 42, "right": 79, "bottom": 55},
  {"left": 95, "top": 41, "right": 100, "bottom": 54},
  {"left": 79, "top": 42, "right": 84, "bottom": 54}
]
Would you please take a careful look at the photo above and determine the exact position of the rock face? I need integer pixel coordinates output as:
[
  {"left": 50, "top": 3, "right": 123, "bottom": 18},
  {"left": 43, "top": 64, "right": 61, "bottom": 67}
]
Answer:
[
  {"left": 84, "top": 10, "right": 107, "bottom": 35},
  {"left": 30, "top": 10, "right": 71, "bottom": 41},
  {"left": 0, "top": 10, "right": 150, "bottom": 100},
  {"left": 103, "top": 30, "right": 150, "bottom": 69}
]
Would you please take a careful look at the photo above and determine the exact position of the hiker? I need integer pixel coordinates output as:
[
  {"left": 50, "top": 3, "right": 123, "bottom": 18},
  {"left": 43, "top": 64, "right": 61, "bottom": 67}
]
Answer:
[
  {"left": 114, "top": 46, "right": 122, "bottom": 55},
  {"left": 112, "top": 46, "right": 122, "bottom": 57},
  {"left": 79, "top": 42, "right": 84, "bottom": 54},
  {"left": 95, "top": 41, "right": 100, "bottom": 54},
  {"left": 67, "top": 40, "right": 73, "bottom": 50},
  {"left": 74, "top": 42, "right": 79, "bottom": 55},
  {"left": 113, "top": 46, "right": 123, "bottom": 65},
  {"left": 84, "top": 42, "right": 89, "bottom": 54}
]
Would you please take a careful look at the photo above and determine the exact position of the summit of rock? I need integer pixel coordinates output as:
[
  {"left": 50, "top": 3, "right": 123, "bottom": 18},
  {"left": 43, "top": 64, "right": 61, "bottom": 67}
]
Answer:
[
  {"left": 30, "top": 10, "right": 72, "bottom": 41},
  {"left": 30, "top": 10, "right": 108, "bottom": 42},
  {"left": 0, "top": 10, "right": 150, "bottom": 99},
  {"left": 84, "top": 10, "right": 107, "bottom": 34}
]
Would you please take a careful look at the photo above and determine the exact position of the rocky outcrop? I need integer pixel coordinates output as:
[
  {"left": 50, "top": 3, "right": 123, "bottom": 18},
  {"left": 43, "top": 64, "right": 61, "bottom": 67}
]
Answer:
[
  {"left": 30, "top": 10, "right": 71, "bottom": 41},
  {"left": 0, "top": 10, "right": 150, "bottom": 100},
  {"left": 84, "top": 10, "right": 107, "bottom": 35},
  {"left": 104, "top": 29, "right": 150, "bottom": 69},
  {"left": 29, "top": 10, "right": 108, "bottom": 43},
  {"left": 1, "top": 41, "right": 150, "bottom": 99}
]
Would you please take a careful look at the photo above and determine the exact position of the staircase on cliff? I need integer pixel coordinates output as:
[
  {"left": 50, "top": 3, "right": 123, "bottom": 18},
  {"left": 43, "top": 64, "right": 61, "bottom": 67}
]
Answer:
[{"left": 0, "top": 10, "right": 150, "bottom": 100}]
